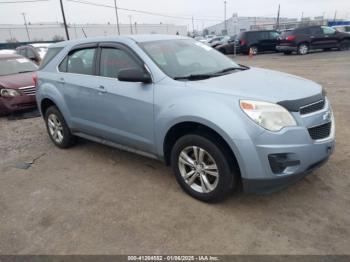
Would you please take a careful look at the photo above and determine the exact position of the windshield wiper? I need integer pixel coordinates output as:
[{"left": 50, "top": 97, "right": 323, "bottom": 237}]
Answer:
[
  {"left": 18, "top": 70, "right": 35, "bottom": 74},
  {"left": 174, "top": 73, "right": 219, "bottom": 81},
  {"left": 174, "top": 65, "right": 249, "bottom": 81},
  {"left": 214, "top": 66, "right": 248, "bottom": 74}
]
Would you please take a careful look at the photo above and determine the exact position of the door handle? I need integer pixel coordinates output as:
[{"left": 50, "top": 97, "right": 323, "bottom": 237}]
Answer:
[
  {"left": 98, "top": 85, "right": 107, "bottom": 93},
  {"left": 58, "top": 77, "right": 65, "bottom": 84}
]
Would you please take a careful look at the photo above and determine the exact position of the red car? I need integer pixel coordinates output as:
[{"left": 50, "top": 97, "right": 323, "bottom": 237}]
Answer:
[{"left": 0, "top": 54, "right": 38, "bottom": 115}]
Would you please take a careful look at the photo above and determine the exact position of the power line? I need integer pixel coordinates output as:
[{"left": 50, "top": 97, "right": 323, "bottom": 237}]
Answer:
[
  {"left": 0, "top": 0, "right": 49, "bottom": 3},
  {"left": 66, "top": 0, "right": 223, "bottom": 22}
]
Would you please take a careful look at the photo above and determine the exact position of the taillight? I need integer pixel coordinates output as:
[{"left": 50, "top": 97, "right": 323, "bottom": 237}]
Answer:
[
  {"left": 286, "top": 35, "right": 296, "bottom": 41},
  {"left": 240, "top": 39, "right": 247, "bottom": 46},
  {"left": 32, "top": 73, "right": 38, "bottom": 87}
]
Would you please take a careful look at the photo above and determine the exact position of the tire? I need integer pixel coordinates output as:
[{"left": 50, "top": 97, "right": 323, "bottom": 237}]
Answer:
[
  {"left": 283, "top": 51, "right": 292, "bottom": 55},
  {"left": 338, "top": 40, "right": 350, "bottom": 51},
  {"left": 297, "top": 43, "right": 309, "bottom": 55},
  {"left": 170, "top": 133, "right": 238, "bottom": 203},
  {"left": 219, "top": 47, "right": 227, "bottom": 54},
  {"left": 44, "top": 106, "right": 76, "bottom": 148},
  {"left": 323, "top": 48, "right": 332, "bottom": 52},
  {"left": 249, "top": 46, "right": 258, "bottom": 55}
]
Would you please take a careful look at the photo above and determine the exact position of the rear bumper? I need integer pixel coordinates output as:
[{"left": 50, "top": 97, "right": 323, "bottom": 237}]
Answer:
[
  {"left": 276, "top": 45, "right": 297, "bottom": 52},
  {"left": 0, "top": 95, "right": 37, "bottom": 115}
]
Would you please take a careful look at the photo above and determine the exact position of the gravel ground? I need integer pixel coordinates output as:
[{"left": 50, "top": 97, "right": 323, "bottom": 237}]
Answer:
[{"left": 0, "top": 50, "right": 349, "bottom": 255}]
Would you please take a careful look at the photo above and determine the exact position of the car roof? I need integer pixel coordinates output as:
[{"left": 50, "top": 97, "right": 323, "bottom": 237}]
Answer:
[
  {"left": 0, "top": 54, "right": 23, "bottom": 60},
  {"left": 50, "top": 35, "right": 190, "bottom": 48}
]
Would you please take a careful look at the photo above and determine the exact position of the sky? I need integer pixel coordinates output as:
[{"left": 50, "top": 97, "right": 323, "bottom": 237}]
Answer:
[{"left": 0, "top": 0, "right": 349, "bottom": 30}]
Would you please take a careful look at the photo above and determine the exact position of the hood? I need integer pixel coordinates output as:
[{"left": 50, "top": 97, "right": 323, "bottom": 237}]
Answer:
[
  {"left": 0, "top": 72, "right": 35, "bottom": 89},
  {"left": 186, "top": 67, "right": 322, "bottom": 103}
]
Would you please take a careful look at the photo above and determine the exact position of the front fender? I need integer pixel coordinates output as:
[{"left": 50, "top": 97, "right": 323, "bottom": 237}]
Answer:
[{"left": 154, "top": 91, "right": 264, "bottom": 177}]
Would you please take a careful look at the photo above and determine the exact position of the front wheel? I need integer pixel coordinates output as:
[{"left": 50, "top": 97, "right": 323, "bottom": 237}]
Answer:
[
  {"left": 338, "top": 40, "right": 350, "bottom": 51},
  {"left": 171, "top": 134, "right": 238, "bottom": 202},
  {"left": 44, "top": 106, "right": 76, "bottom": 148},
  {"left": 297, "top": 43, "right": 309, "bottom": 55}
]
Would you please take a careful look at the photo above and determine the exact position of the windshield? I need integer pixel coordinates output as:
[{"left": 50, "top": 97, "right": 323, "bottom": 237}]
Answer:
[
  {"left": 0, "top": 57, "right": 38, "bottom": 76},
  {"left": 139, "top": 39, "right": 240, "bottom": 79}
]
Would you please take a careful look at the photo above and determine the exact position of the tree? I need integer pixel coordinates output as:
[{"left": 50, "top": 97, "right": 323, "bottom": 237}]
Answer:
[
  {"left": 6, "top": 37, "right": 18, "bottom": 43},
  {"left": 52, "top": 35, "right": 65, "bottom": 41}
]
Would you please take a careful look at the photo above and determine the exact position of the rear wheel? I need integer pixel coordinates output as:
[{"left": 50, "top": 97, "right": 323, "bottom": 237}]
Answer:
[
  {"left": 297, "top": 43, "right": 309, "bottom": 55},
  {"left": 170, "top": 134, "right": 238, "bottom": 202},
  {"left": 338, "top": 40, "right": 350, "bottom": 51},
  {"left": 283, "top": 51, "right": 292, "bottom": 55},
  {"left": 249, "top": 46, "right": 258, "bottom": 55},
  {"left": 44, "top": 106, "right": 76, "bottom": 148}
]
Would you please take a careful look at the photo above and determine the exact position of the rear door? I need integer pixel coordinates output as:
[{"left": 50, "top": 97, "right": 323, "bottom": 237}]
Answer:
[
  {"left": 308, "top": 27, "right": 325, "bottom": 49},
  {"left": 267, "top": 31, "right": 280, "bottom": 51},
  {"left": 257, "top": 32, "right": 271, "bottom": 51},
  {"left": 57, "top": 44, "right": 104, "bottom": 137}
]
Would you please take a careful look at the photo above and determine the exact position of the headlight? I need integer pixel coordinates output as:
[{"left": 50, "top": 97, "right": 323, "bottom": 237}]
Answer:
[
  {"left": 240, "top": 100, "right": 297, "bottom": 132},
  {"left": 0, "top": 88, "right": 21, "bottom": 97}
]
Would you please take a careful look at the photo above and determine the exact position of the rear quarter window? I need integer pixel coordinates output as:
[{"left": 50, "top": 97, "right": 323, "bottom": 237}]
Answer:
[{"left": 39, "top": 47, "right": 63, "bottom": 69}]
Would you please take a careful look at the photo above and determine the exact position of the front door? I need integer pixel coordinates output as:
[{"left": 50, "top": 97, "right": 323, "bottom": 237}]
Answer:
[{"left": 91, "top": 44, "right": 154, "bottom": 153}]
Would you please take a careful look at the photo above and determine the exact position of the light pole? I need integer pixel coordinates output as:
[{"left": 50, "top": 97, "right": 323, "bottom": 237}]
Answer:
[{"left": 21, "top": 13, "right": 30, "bottom": 41}]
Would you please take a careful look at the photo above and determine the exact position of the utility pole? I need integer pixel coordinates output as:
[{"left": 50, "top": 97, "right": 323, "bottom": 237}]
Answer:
[
  {"left": 59, "top": 0, "right": 70, "bottom": 40},
  {"left": 192, "top": 16, "right": 195, "bottom": 36},
  {"left": 224, "top": 0, "right": 227, "bottom": 34},
  {"left": 333, "top": 11, "right": 337, "bottom": 22},
  {"left": 113, "top": 0, "right": 120, "bottom": 35},
  {"left": 129, "top": 15, "right": 133, "bottom": 34},
  {"left": 21, "top": 13, "right": 30, "bottom": 41},
  {"left": 301, "top": 12, "right": 304, "bottom": 22},
  {"left": 276, "top": 4, "right": 280, "bottom": 30}
]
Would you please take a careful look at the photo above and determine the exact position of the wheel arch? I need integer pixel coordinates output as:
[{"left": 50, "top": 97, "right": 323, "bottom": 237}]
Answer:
[{"left": 162, "top": 121, "right": 242, "bottom": 178}]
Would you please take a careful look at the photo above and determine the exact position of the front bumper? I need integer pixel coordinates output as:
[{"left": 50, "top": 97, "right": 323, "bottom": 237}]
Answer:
[
  {"left": 233, "top": 100, "right": 335, "bottom": 194},
  {"left": 0, "top": 95, "right": 37, "bottom": 115}
]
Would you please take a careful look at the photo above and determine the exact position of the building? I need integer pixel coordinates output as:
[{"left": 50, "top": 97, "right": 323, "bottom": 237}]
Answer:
[
  {"left": 0, "top": 22, "right": 187, "bottom": 43},
  {"left": 204, "top": 13, "right": 298, "bottom": 35}
]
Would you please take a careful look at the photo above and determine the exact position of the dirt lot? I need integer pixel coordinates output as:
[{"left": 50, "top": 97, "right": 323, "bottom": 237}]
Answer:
[{"left": 0, "top": 50, "right": 349, "bottom": 255}]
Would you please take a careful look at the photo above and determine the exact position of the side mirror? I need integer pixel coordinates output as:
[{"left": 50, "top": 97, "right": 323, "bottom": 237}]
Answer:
[{"left": 117, "top": 68, "right": 152, "bottom": 83}]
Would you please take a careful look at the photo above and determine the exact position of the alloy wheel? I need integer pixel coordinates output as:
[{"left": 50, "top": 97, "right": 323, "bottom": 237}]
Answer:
[
  {"left": 178, "top": 146, "right": 219, "bottom": 193},
  {"left": 47, "top": 113, "right": 64, "bottom": 144},
  {"left": 299, "top": 44, "right": 308, "bottom": 55}
]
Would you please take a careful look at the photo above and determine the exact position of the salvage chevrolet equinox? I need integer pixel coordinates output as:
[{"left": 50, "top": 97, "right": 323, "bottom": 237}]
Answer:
[{"left": 36, "top": 35, "right": 335, "bottom": 202}]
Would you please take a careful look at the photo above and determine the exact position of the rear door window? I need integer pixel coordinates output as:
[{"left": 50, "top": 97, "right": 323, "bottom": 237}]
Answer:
[
  {"left": 39, "top": 47, "right": 63, "bottom": 69},
  {"left": 59, "top": 48, "right": 97, "bottom": 75},
  {"left": 309, "top": 27, "right": 322, "bottom": 35}
]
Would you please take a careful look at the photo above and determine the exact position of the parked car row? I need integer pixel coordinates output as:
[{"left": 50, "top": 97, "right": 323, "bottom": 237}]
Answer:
[
  {"left": 0, "top": 42, "right": 51, "bottom": 115},
  {"left": 212, "top": 25, "right": 350, "bottom": 55},
  {"left": 0, "top": 54, "right": 38, "bottom": 115}
]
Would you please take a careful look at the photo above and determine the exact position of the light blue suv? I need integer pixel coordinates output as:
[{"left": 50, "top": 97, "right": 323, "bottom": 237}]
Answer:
[{"left": 36, "top": 35, "right": 335, "bottom": 202}]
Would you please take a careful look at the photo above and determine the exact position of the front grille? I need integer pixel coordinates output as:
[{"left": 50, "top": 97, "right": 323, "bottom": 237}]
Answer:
[
  {"left": 18, "top": 86, "right": 36, "bottom": 96},
  {"left": 308, "top": 122, "right": 331, "bottom": 140},
  {"left": 300, "top": 99, "right": 325, "bottom": 115}
]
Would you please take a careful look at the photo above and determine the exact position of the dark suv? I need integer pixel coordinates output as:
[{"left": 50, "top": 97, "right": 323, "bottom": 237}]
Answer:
[
  {"left": 276, "top": 26, "right": 350, "bottom": 55},
  {"left": 235, "top": 30, "right": 280, "bottom": 55}
]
